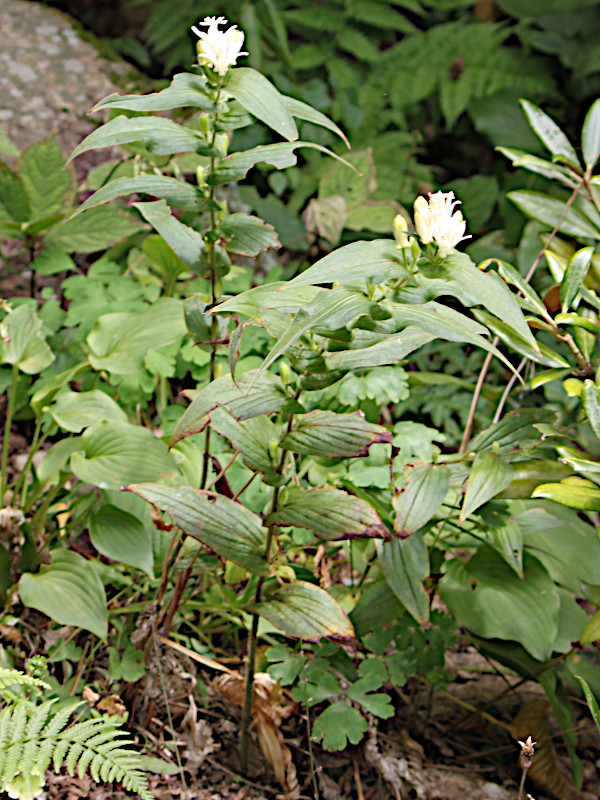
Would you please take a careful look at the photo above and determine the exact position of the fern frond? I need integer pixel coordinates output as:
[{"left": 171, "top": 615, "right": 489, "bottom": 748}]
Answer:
[{"left": 0, "top": 669, "right": 48, "bottom": 702}]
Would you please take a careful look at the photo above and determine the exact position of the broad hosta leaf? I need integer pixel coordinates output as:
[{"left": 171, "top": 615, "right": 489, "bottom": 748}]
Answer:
[
  {"left": 582, "top": 99, "right": 600, "bottom": 171},
  {"left": 70, "top": 421, "right": 177, "bottom": 489},
  {"left": 282, "top": 95, "right": 349, "bottom": 147},
  {"left": 254, "top": 580, "right": 354, "bottom": 640},
  {"left": 561, "top": 246, "right": 594, "bottom": 312},
  {"left": 507, "top": 191, "right": 600, "bottom": 240},
  {"left": 50, "top": 389, "right": 128, "bottom": 433},
  {"left": 89, "top": 504, "right": 153, "bottom": 576},
  {"left": 267, "top": 485, "right": 389, "bottom": 540},
  {"left": 281, "top": 411, "right": 392, "bottom": 458},
  {"left": 226, "top": 68, "right": 298, "bottom": 141},
  {"left": 70, "top": 115, "right": 209, "bottom": 160},
  {"left": 19, "top": 137, "right": 75, "bottom": 220},
  {"left": 133, "top": 200, "right": 205, "bottom": 271},
  {"left": 19, "top": 550, "right": 108, "bottom": 638},
  {"left": 209, "top": 406, "right": 282, "bottom": 485},
  {"left": 44, "top": 206, "right": 144, "bottom": 253},
  {"left": 87, "top": 297, "right": 185, "bottom": 374},
  {"left": 209, "top": 141, "right": 349, "bottom": 184},
  {"left": 0, "top": 304, "right": 54, "bottom": 374},
  {"left": 440, "top": 548, "right": 559, "bottom": 661},
  {"left": 30, "top": 362, "right": 88, "bottom": 415},
  {"left": 78, "top": 175, "right": 202, "bottom": 213},
  {"left": 219, "top": 213, "right": 280, "bottom": 256},
  {"left": 520, "top": 100, "right": 580, "bottom": 168},
  {"left": 377, "top": 533, "right": 430, "bottom": 623},
  {"left": 91, "top": 73, "right": 214, "bottom": 113},
  {"left": 172, "top": 370, "right": 294, "bottom": 444},
  {"left": 393, "top": 464, "right": 449, "bottom": 537},
  {"left": 128, "top": 482, "right": 268, "bottom": 575},
  {"left": 460, "top": 452, "right": 514, "bottom": 522},
  {"left": 287, "top": 240, "right": 411, "bottom": 287}
]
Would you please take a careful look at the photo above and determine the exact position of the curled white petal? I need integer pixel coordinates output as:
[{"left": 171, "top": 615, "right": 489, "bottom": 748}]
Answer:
[
  {"left": 191, "top": 15, "right": 248, "bottom": 76},
  {"left": 412, "top": 190, "right": 470, "bottom": 257}
]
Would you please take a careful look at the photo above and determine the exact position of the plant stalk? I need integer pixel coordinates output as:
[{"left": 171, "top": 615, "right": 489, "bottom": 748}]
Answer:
[{"left": 0, "top": 364, "right": 19, "bottom": 504}]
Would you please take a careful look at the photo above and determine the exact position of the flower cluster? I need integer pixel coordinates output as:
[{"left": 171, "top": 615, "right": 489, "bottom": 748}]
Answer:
[
  {"left": 413, "top": 190, "right": 470, "bottom": 258},
  {"left": 191, "top": 16, "right": 247, "bottom": 77}
]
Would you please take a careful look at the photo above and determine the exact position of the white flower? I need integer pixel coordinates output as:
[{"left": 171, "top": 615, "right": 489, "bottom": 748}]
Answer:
[
  {"left": 191, "top": 16, "right": 248, "bottom": 76},
  {"left": 413, "top": 190, "right": 470, "bottom": 258}
]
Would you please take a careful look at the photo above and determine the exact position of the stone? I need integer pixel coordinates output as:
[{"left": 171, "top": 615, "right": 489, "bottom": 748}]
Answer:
[{"left": 0, "top": 0, "right": 141, "bottom": 155}]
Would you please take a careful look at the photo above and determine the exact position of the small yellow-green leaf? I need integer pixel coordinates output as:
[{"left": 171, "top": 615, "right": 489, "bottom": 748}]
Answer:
[
  {"left": 582, "top": 99, "right": 600, "bottom": 171},
  {"left": 561, "top": 246, "right": 594, "bottom": 312},
  {"left": 532, "top": 481, "right": 600, "bottom": 511},
  {"left": 580, "top": 610, "right": 600, "bottom": 645}
]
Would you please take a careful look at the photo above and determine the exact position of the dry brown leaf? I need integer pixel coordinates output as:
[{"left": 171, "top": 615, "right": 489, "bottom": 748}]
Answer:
[
  {"left": 506, "top": 699, "right": 571, "bottom": 799},
  {"left": 96, "top": 693, "right": 126, "bottom": 716},
  {"left": 180, "top": 694, "right": 217, "bottom": 770},
  {"left": 318, "top": 773, "right": 344, "bottom": 800},
  {"left": 82, "top": 686, "right": 100, "bottom": 705},
  {"left": 213, "top": 672, "right": 299, "bottom": 799}
]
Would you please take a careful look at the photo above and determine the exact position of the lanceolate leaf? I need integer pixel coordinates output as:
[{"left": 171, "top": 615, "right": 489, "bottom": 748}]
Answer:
[
  {"left": 69, "top": 115, "right": 209, "bottom": 160},
  {"left": 561, "top": 246, "right": 594, "bottom": 312},
  {"left": 582, "top": 99, "right": 600, "bottom": 171},
  {"left": 171, "top": 370, "right": 295, "bottom": 444},
  {"left": 18, "top": 550, "right": 108, "bottom": 639},
  {"left": 377, "top": 534, "right": 430, "bottom": 623},
  {"left": 460, "top": 452, "right": 514, "bottom": 522},
  {"left": 442, "top": 549, "right": 559, "bottom": 661},
  {"left": 133, "top": 200, "right": 205, "bottom": 271},
  {"left": 519, "top": 99, "right": 580, "bottom": 168},
  {"left": 219, "top": 213, "right": 280, "bottom": 256},
  {"left": 325, "top": 327, "right": 435, "bottom": 371},
  {"left": 474, "top": 309, "right": 570, "bottom": 368},
  {"left": 254, "top": 580, "right": 354, "bottom": 640},
  {"left": 128, "top": 482, "right": 269, "bottom": 575},
  {"left": 282, "top": 95, "right": 349, "bottom": 147},
  {"left": 281, "top": 411, "right": 392, "bottom": 458},
  {"left": 531, "top": 481, "right": 600, "bottom": 511},
  {"left": 287, "top": 240, "right": 412, "bottom": 287},
  {"left": 507, "top": 191, "right": 600, "bottom": 240},
  {"left": 393, "top": 464, "right": 450, "bottom": 537},
  {"left": 91, "top": 73, "right": 215, "bottom": 113},
  {"left": 78, "top": 175, "right": 203, "bottom": 213},
  {"left": 583, "top": 379, "right": 600, "bottom": 438},
  {"left": 267, "top": 485, "right": 390, "bottom": 540},
  {"left": 209, "top": 407, "right": 282, "bottom": 485},
  {"left": 226, "top": 67, "right": 298, "bottom": 141}
]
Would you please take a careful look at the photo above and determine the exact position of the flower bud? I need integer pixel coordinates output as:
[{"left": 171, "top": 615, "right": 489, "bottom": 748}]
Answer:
[
  {"left": 269, "top": 439, "right": 279, "bottom": 460},
  {"left": 200, "top": 113, "right": 211, "bottom": 138},
  {"left": 280, "top": 361, "right": 291, "bottom": 384},
  {"left": 393, "top": 214, "right": 410, "bottom": 249}
]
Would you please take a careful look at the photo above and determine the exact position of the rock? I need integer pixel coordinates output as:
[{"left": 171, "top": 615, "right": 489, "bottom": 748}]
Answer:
[{"left": 0, "top": 0, "right": 141, "bottom": 154}]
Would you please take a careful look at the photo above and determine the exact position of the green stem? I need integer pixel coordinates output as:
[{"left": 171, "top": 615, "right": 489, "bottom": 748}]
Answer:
[
  {"left": 0, "top": 364, "right": 19, "bottom": 504},
  {"left": 16, "top": 416, "right": 47, "bottom": 507}
]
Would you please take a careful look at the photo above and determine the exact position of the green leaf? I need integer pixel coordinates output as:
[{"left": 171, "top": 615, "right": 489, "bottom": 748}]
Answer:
[
  {"left": 171, "top": 370, "right": 293, "bottom": 444},
  {"left": 19, "top": 137, "right": 74, "bottom": 220},
  {"left": 470, "top": 408, "right": 556, "bottom": 453},
  {"left": 69, "top": 115, "right": 209, "bottom": 160},
  {"left": 89, "top": 504, "right": 153, "bottom": 576},
  {"left": 0, "top": 304, "right": 54, "bottom": 374},
  {"left": 0, "top": 162, "right": 30, "bottom": 223},
  {"left": 460, "top": 452, "right": 514, "bottom": 522},
  {"left": 91, "top": 73, "right": 214, "bottom": 113},
  {"left": 377, "top": 533, "right": 430, "bottom": 623},
  {"left": 219, "top": 213, "right": 280, "bottom": 256},
  {"left": 18, "top": 550, "right": 108, "bottom": 638},
  {"left": 484, "top": 258, "right": 547, "bottom": 315},
  {"left": 209, "top": 407, "right": 282, "bottom": 485},
  {"left": 30, "top": 248, "right": 75, "bottom": 276},
  {"left": 133, "top": 200, "right": 205, "bottom": 271},
  {"left": 474, "top": 308, "right": 570, "bottom": 368},
  {"left": 254, "top": 580, "right": 354, "bottom": 639},
  {"left": 70, "top": 421, "right": 177, "bottom": 489},
  {"left": 209, "top": 141, "right": 350, "bottom": 184},
  {"left": 312, "top": 702, "right": 367, "bottom": 750},
  {"left": 0, "top": 126, "right": 18, "bottom": 156},
  {"left": 128, "top": 482, "right": 268, "bottom": 575},
  {"left": 393, "top": 464, "right": 449, "bottom": 537},
  {"left": 281, "top": 411, "right": 392, "bottom": 458},
  {"left": 507, "top": 191, "right": 600, "bottom": 240},
  {"left": 78, "top": 175, "right": 202, "bottom": 213},
  {"left": 325, "top": 327, "right": 435, "bottom": 371},
  {"left": 489, "top": 518, "right": 524, "bottom": 578},
  {"left": 347, "top": 666, "right": 394, "bottom": 718},
  {"left": 44, "top": 206, "right": 144, "bottom": 253},
  {"left": 36, "top": 438, "right": 81, "bottom": 484},
  {"left": 582, "top": 99, "right": 600, "bottom": 171},
  {"left": 575, "top": 676, "right": 600, "bottom": 733},
  {"left": 520, "top": 99, "right": 580, "bottom": 168},
  {"left": 30, "top": 362, "right": 88, "bottom": 416},
  {"left": 226, "top": 68, "right": 298, "bottom": 142},
  {"left": 288, "top": 240, "right": 411, "bottom": 287},
  {"left": 555, "top": 312, "right": 600, "bottom": 337},
  {"left": 267, "top": 485, "right": 389, "bottom": 541},
  {"left": 87, "top": 297, "right": 185, "bottom": 374},
  {"left": 498, "top": 148, "right": 577, "bottom": 185},
  {"left": 282, "top": 95, "right": 349, "bottom": 147},
  {"left": 561, "top": 246, "right": 594, "bottom": 312},
  {"left": 531, "top": 481, "right": 600, "bottom": 511},
  {"left": 583, "top": 379, "right": 600, "bottom": 438},
  {"left": 50, "top": 390, "right": 128, "bottom": 433},
  {"left": 580, "top": 613, "right": 600, "bottom": 646},
  {"left": 441, "top": 549, "right": 559, "bottom": 661}
]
